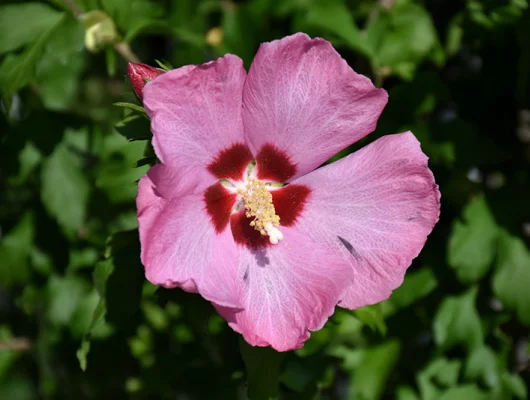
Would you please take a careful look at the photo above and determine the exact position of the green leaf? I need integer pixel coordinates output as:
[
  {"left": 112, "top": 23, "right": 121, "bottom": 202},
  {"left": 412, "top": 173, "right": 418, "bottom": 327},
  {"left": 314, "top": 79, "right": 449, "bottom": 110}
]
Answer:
[
  {"left": 0, "top": 213, "right": 34, "bottom": 288},
  {"left": 492, "top": 231, "right": 530, "bottom": 326},
  {"left": 114, "top": 114, "right": 152, "bottom": 141},
  {"left": 0, "top": 3, "right": 63, "bottom": 54},
  {"left": 438, "top": 385, "right": 488, "bottom": 400},
  {"left": 417, "top": 358, "right": 462, "bottom": 400},
  {"left": 46, "top": 275, "right": 90, "bottom": 326},
  {"left": 113, "top": 102, "right": 148, "bottom": 115},
  {"left": 433, "top": 287, "right": 484, "bottom": 352},
  {"left": 366, "top": 2, "right": 439, "bottom": 79},
  {"left": 35, "top": 17, "right": 85, "bottom": 110},
  {"left": 383, "top": 267, "right": 438, "bottom": 316},
  {"left": 353, "top": 303, "right": 387, "bottom": 335},
  {"left": 77, "top": 230, "right": 143, "bottom": 370},
  {"left": 95, "top": 132, "right": 149, "bottom": 203},
  {"left": 41, "top": 134, "right": 90, "bottom": 238},
  {"left": 0, "top": 326, "right": 23, "bottom": 378},
  {"left": 239, "top": 337, "right": 285, "bottom": 400},
  {"left": 464, "top": 346, "right": 501, "bottom": 388},
  {"left": 448, "top": 195, "right": 499, "bottom": 283},
  {"left": 0, "top": 13, "right": 65, "bottom": 100},
  {"left": 467, "top": 0, "right": 529, "bottom": 28},
  {"left": 350, "top": 340, "right": 400, "bottom": 400},
  {"left": 501, "top": 373, "right": 527, "bottom": 399},
  {"left": 304, "top": 0, "right": 372, "bottom": 57},
  {"left": 76, "top": 339, "right": 90, "bottom": 372}
]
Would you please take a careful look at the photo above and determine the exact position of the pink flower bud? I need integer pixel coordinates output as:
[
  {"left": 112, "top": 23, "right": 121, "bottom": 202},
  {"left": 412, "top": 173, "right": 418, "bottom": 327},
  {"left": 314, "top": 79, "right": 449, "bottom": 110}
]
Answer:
[{"left": 127, "top": 63, "right": 164, "bottom": 100}]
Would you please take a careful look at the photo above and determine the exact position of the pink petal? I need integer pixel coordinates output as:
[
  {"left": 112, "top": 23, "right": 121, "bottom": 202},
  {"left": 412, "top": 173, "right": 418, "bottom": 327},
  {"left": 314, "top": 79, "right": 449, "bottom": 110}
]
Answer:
[
  {"left": 137, "top": 171, "right": 240, "bottom": 308},
  {"left": 215, "top": 227, "right": 353, "bottom": 351},
  {"left": 242, "top": 32, "right": 388, "bottom": 181},
  {"left": 292, "top": 132, "right": 440, "bottom": 309},
  {"left": 142, "top": 54, "right": 248, "bottom": 190}
]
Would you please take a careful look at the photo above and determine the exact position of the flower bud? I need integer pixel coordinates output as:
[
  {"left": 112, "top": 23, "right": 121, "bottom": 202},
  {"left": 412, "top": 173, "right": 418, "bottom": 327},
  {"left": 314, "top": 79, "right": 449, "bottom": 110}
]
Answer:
[
  {"left": 80, "top": 10, "right": 118, "bottom": 53},
  {"left": 127, "top": 63, "right": 165, "bottom": 100}
]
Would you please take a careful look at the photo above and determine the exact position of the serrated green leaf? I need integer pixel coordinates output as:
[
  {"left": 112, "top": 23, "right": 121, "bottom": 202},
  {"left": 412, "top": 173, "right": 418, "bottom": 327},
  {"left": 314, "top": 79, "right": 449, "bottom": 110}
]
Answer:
[
  {"left": 0, "top": 3, "right": 64, "bottom": 54},
  {"left": 433, "top": 287, "right": 483, "bottom": 352},
  {"left": 41, "top": 136, "right": 90, "bottom": 238},
  {"left": 448, "top": 195, "right": 498, "bottom": 283},
  {"left": 492, "top": 231, "right": 530, "bottom": 326}
]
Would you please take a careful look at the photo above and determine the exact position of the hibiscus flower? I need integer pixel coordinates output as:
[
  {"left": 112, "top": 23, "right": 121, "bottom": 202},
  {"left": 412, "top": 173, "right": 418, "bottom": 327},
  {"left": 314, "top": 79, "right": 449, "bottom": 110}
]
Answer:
[{"left": 134, "top": 33, "right": 440, "bottom": 351}]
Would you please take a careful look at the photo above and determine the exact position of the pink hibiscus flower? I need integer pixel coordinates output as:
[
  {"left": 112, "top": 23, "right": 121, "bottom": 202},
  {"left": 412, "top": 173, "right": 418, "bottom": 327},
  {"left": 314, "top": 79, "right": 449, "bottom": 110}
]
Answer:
[{"left": 135, "top": 33, "right": 440, "bottom": 351}]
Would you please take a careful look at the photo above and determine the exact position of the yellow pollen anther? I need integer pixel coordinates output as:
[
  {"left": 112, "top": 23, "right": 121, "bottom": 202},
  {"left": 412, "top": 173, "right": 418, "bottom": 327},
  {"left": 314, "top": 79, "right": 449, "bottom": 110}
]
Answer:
[{"left": 236, "top": 178, "right": 281, "bottom": 241}]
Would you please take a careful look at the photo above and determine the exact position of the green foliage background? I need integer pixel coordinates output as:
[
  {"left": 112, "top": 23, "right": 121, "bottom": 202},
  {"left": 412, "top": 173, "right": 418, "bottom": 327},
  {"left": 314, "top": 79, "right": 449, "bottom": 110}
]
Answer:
[{"left": 1, "top": 0, "right": 530, "bottom": 398}]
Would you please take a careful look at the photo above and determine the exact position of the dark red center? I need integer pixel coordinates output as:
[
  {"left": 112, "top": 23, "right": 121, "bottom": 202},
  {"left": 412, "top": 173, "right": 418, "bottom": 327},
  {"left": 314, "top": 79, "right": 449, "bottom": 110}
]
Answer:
[{"left": 203, "top": 143, "right": 311, "bottom": 249}]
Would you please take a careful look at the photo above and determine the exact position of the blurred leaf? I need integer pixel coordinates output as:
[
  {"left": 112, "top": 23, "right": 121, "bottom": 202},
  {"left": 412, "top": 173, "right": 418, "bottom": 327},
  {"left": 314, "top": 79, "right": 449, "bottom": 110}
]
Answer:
[
  {"left": 366, "top": 2, "right": 439, "bottom": 79},
  {"left": 221, "top": 3, "right": 256, "bottom": 62},
  {"left": 96, "top": 132, "right": 149, "bottom": 203},
  {"left": 500, "top": 373, "right": 527, "bottom": 399},
  {"left": 353, "top": 303, "right": 387, "bottom": 335},
  {"left": 10, "top": 142, "right": 42, "bottom": 184},
  {"left": 239, "top": 337, "right": 284, "bottom": 400},
  {"left": 383, "top": 267, "right": 438, "bottom": 316},
  {"left": 0, "top": 213, "right": 34, "bottom": 288},
  {"left": 304, "top": 0, "right": 371, "bottom": 57},
  {"left": 0, "top": 326, "right": 22, "bottom": 378},
  {"left": 114, "top": 114, "right": 152, "bottom": 141},
  {"left": 417, "top": 358, "right": 462, "bottom": 400},
  {"left": 280, "top": 360, "right": 315, "bottom": 393},
  {"left": 0, "top": 376, "right": 36, "bottom": 400},
  {"left": 36, "top": 17, "right": 85, "bottom": 110},
  {"left": 350, "top": 340, "right": 400, "bottom": 400},
  {"left": 77, "top": 231, "right": 143, "bottom": 370},
  {"left": 0, "top": 3, "right": 63, "bottom": 54},
  {"left": 438, "top": 384, "right": 488, "bottom": 400},
  {"left": 448, "top": 195, "right": 498, "bottom": 283},
  {"left": 47, "top": 275, "right": 89, "bottom": 326},
  {"left": 76, "top": 339, "right": 90, "bottom": 372},
  {"left": 0, "top": 13, "right": 65, "bottom": 100},
  {"left": 396, "top": 386, "right": 420, "bottom": 400},
  {"left": 492, "top": 231, "right": 530, "bottom": 326},
  {"left": 467, "top": 0, "right": 528, "bottom": 28},
  {"left": 464, "top": 346, "right": 501, "bottom": 388},
  {"left": 433, "top": 287, "right": 483, "bottom": 352},
  {"left": 41, "top": 135, "right": 90, "bottom": 238},
  {"left": 446, "top": 14, "right": 464, "bottom": 57},
  {"left": 100, "top": 0, "right": 163, "bottom": 37}
]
